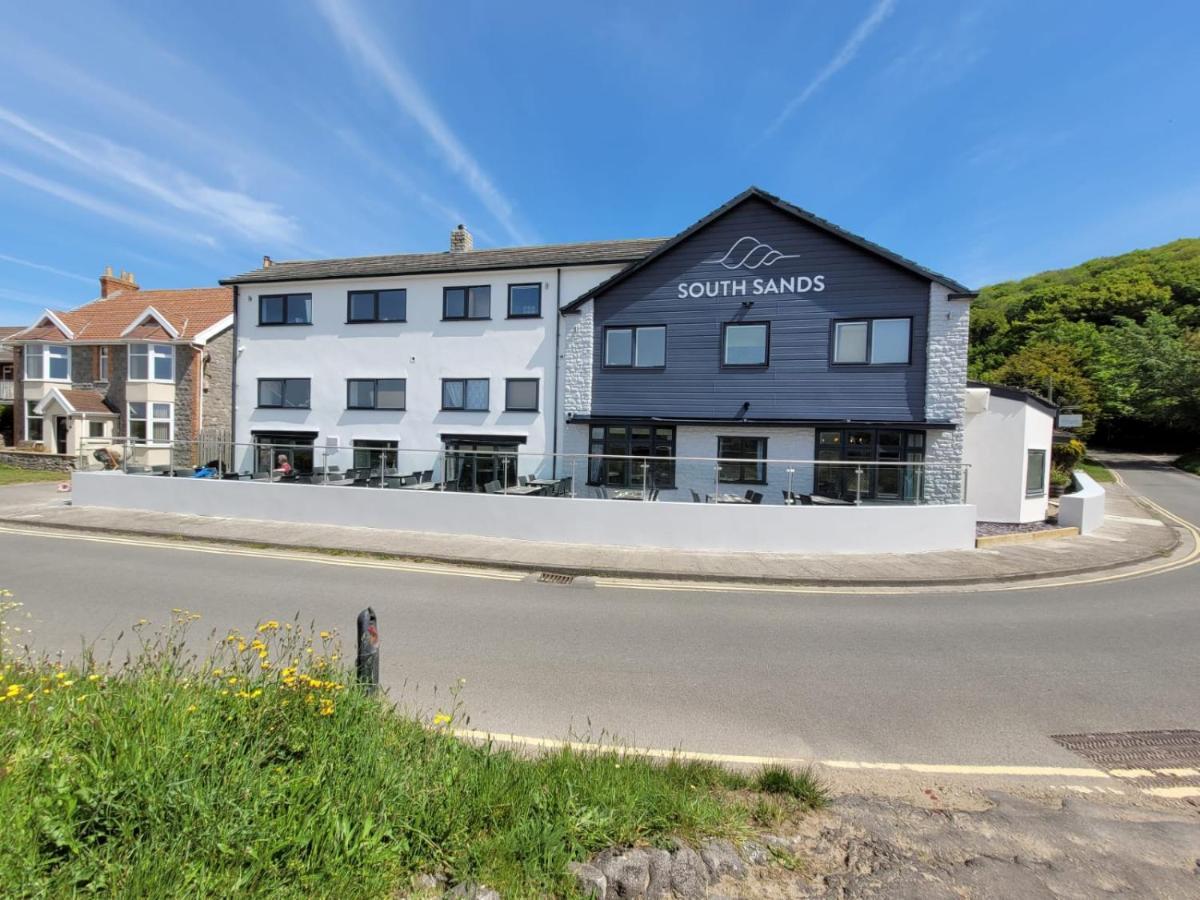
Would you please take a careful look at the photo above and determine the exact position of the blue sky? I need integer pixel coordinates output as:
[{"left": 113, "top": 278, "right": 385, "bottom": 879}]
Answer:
[{"left": 1, "top": 0, "right": 1198, "bottom": 322}]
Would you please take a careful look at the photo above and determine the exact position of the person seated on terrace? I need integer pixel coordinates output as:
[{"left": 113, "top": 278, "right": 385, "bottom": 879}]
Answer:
[{"left": 272, "top": 453, "right": 293, "bottom": 481}]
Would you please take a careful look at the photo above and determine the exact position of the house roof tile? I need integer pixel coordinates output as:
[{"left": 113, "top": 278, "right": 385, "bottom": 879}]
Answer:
[{"left": 8, "top": 287, "right": 232, "bottom": 344}]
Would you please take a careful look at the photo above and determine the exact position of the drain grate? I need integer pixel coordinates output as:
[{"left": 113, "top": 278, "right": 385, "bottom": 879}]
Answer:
[
  {"left": 537, "top": 572, "right": 576, "bottom": 585},
  {"left": 1052, "top": 730, "right": 1200, "bottom": 787}
]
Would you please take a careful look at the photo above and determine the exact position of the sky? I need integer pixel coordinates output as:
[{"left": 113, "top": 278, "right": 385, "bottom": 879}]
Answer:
[{"left": 1, "top": 0, "right": 1198, "bottom": 322}]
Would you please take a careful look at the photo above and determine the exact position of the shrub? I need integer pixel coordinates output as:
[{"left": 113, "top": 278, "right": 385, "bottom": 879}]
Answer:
[{"left": 753, "top": 765, "right": 828, "bottom": 809}]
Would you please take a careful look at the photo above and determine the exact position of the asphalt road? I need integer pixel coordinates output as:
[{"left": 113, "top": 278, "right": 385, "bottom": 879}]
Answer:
[{"left": 1, "top": 455, "right": 1196, "bottom": 772}]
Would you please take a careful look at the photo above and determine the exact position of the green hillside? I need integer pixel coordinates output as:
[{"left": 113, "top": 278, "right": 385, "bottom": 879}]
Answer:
[{"left": 969, "top": 238, "right": 1200, "bottom": 443}]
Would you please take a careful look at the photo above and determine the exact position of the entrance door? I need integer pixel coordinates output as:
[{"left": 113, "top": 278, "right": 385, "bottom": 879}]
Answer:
[
  {"left": 55, "top": 417, "right": 68, "bottom": 454},
  {"left": 443, "top": 440, "right": 519, "bottom": 491}
]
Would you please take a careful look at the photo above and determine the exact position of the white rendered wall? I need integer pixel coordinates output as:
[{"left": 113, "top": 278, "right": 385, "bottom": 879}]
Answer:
[
  {"left": 964, "top": 392, "right": 1054, "bottom": 523},
  {"left": 1058, "top": 471, "right": 1105, "bottom": 534},
  {"left": 235, "top": 264, "right": 624, "bottom": 472},
  {"left": 72, "top": 471, "right": 978, "bottom": 554}
]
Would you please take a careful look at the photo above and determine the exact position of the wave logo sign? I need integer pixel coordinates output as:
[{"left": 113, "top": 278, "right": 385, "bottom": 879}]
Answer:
[{"left": 712, "top": 236, "right": 800, "bottom": 270}]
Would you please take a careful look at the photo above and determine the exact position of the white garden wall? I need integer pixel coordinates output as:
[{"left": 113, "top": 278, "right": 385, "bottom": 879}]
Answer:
[{"left": 72, "top": 471, "right": 977, "bottom": 555}]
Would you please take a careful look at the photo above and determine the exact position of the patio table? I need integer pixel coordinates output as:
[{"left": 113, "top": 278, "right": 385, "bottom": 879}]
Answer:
[
  {"left": 611, "top": 488, "right": 648, "bottom": 501},
  {"left": 400, "top": 481, "right": 439, "bottom": 490},
  {"left": 500, "top": 484, "right": 543, "bottom": 495},
  {"left": 714, "top": 494, "right": 752, "bottom": 504},
  {"left": 322, "top": 477, "right": 357, "bottom": 486}
]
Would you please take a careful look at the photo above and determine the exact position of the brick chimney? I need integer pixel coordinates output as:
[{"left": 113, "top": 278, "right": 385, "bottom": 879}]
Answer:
[
  {"left": 450, "top": 224, "right": 473, "bottom": 254},
  {"left": 99, "top": 265, "right": 139, "bottom": 298}
]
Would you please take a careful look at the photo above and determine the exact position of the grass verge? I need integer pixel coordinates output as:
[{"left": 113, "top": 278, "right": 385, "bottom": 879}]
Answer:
[
  {"left": 0, "top": 465, "right": 68, "bottom": 486},
  {"left": 1174, "top": 451, "right": 1200, "bottom": 476},
  {"left": 1077, "top": 457, "right": 1115, "bottom": 483},
  {"left": 0, "top": 608, "right": 824, "bottom": 898}
]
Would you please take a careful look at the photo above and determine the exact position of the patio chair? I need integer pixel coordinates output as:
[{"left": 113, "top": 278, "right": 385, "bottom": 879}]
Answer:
[
  {"left": 690, "top": 489, "right": 703, "bottom": 503},
  {"left": 221, "top": 472, "right": 240, "bottom": 480},
  {"left": 484, "top": 480, "right": 502, "bottom": 494},
  {"left": 399, "top": 474, "right": 416, "bottom": 486},
  {"left": 649, "top": 489, "right": 660, "bottom": 501},
  {"left": 295, "top": 474, "right": 313, "bottom": 485},
  {"left": 518, "top": 475, "right": 529, "bottom": 486},
  {"left": 419, "top": 469, "right": 433, "bottom": 483},
  {"left": 748, "top": 491, "right": 764, "bottom": 505}
]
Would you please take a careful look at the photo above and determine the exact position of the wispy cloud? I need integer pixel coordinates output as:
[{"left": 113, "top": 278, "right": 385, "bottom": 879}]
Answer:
[
  {"left": 0, "top": 160, "right": 215, "bottom": 246},
  {"left": 765, "top": 0, "right": 898, "bottom": 136},
  {"left": 0, "top": 105, "right": 301, "bottom": 249},
  {"left": 313, "top": 0, "right": 531, "bottom": 245},
  {"left": 0, "top": 253, "right": 93, "bottom": 285},
  {"left": 0, "top": 286, "right": 73, "bottom": 311}
]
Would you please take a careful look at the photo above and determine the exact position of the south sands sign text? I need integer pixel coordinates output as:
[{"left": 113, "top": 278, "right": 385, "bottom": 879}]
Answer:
[{"left": 676, "top": 274, "right": 826, "bottom": 299}]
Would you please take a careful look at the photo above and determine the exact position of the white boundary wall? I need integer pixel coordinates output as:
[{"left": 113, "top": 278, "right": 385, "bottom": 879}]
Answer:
[
  {"left": 72, "top": 472, "right": 977, "bottom": 555},
  {"left": 1058, "top": 471, "right": 1105, "bottom": 535}
]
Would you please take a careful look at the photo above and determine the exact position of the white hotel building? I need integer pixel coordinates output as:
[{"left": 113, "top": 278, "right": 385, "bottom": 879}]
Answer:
[{"left": 224, "top": 187, "right": 1052, "bottom": 520}]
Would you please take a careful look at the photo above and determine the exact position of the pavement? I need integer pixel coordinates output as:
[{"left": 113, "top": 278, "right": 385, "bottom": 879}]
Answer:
[{"left": 0, "top": 469, "right": 1187, "bottom": 588}]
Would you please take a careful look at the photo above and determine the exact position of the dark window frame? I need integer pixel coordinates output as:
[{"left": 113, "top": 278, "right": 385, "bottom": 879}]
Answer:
[
  {"left": 442, "top": 285, "right": 492, "bottom": 321},
  {"left": 258, "top": 293, "right": 313, "bottom": 327},
  {"left": 720, "top": 321, "right": 771, "bottom": 369},
  {"left": 346, "top": 289, "right": 407, "bottom": 324},
  {"left": 829, "top": 316, "right": 913, "bottom": 366},
  {"left": 256, "top": 377, "right": 312, "bottom": 409},
  {"left": 586, "top": 423, "right": 677, "bottom": 488},
  {"left": 346, "top": 378, "right": 407, "bottom": 411},
  {"left": 1025, "top": 448, "right": 1048, "bottom": 497},
  {"left": 504, "top": 378, "right": 540, "bottom": 412},
  {"left": 602, "top": 324, "right": 667, "bottom": 370},
  {"left": 506, "top": 282, "right": 543, "bottom": 319},
  {"left": 717, "top": 435, "right": 769, "bottom": 484},
  {"left": 441, "top": 377, "right": 490, "bottom": 411},
  {"left": 814, "top": 427, "right": 926, "bottom": 502}
]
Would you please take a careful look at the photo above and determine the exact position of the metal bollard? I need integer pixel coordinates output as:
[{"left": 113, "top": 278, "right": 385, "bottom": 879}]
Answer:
[{"left": 356, "top": 607, "right": 379, "bottom": 694}]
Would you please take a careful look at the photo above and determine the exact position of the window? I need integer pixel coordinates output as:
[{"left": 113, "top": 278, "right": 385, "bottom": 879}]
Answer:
[
  {"left": 604, "top": 326, "right": 666, "bottom": 368},
  {"left": 258, "top": 293, "right": 312, "bottom": 325},
  {"left": 23, "top": 344, "right": 70, "bottom": 381},
  {"left": 717, "top": 436, "right": 768, "bottom": 484},
  {"left": 253, "top": 432, "right": 315, "bottom": 474},
  {"left": 98, "top": 347, "right": 109, "bottom": 382},
  {"left": 25, "top": 401, "right": 43, "bottom": 442},
  {"left": 443, "top": 286, "right": 491, "bottom": 320},
  {"left": 347, "top": 289, "right": 406, "bottom": 323},
  {"left": 588, "top": 424, "right": 676, "bottom": 488},
  {"left": 129, "top": 402, "right": 172, "bottom": 443},
  {"left": 128, "top": 343, "right": 174, "bottom": 381},
  {"left": 504, "top": 378, "right": 539, "bottom": 411},
  {"left": 441, "top": 378, "right": 489, "bottom": 411},
  {"left": 353, "top": 439, "right": 399, "bottom": 472},
  {"left": 88, "top": 420, "right": 106, "bottom": 438},
  {"left": 833, "top": 318, "right": 911, "bottom": 365},
  {"left": 443, "top": 439, "right": 521, "bottom": 492},
  {"left": 257, "top": 378, "right": 311, "bottom": 409},
  {"left": 814, "top": 428, "right": 926, "bottom": 501},
  {"left": 722, "top": 322, "right": 769, "bottom": 367},
  {"left": 347, "top": 378, "right": 406, "bottom": 410},
  {"left": 1026, "top": 449, "right": 1047, "bottom": 497},
  {"left": 507, "top": 283, "right": 542, "bottom": 318}
]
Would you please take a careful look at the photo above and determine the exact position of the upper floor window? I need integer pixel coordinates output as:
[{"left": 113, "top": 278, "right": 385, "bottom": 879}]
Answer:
[
  {"left": 98, "top": 347, "right": 109, "bottom": 382},
  {"left": 504, "top": 378, "right": 539, "bottom": 411},
  {"left": 442, "top": 378, "right": 489, "bottom": 411},
  {"left": 443, "top": 286, "right": 490, "bottom": 320},
  {"left": 722, "top": 322, "right": 769, "bottom": 367},
  {"left": 832, "top": 318, "right": 911, "bottom": 365},
  {"left": 347, "top": 289, "right": 406, "bottom": 323},
  {"left": 507, "top": 283, "right": 542, "bottom": 318},
  {"left": 23, "top": 343, "right": 70, "bottom": 381},
  {"left": 128, "top": 343, "right": 174, "bottom": 381},
  {"left": 257, "top": 378, "right": 311, "bottom": 409},
  {"left": 259, "top": 293, "right": 312, "bottom": 326},
  {"left": 347, "top": 378, "right": 406, "bottom": 410},
  {"left": 604, "top": 325, "right": 666, "bottom": 368}
]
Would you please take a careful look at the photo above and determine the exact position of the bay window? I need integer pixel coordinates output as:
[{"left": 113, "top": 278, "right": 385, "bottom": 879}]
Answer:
[
  {"left": 129, "top": 343, "right": 174, "bottom": 381},
  {"left": 129, "top": 402, "right": 172, "bottom": 443},
  {"left": 23, "top": 343, "right": 70, "bottom": 381}
]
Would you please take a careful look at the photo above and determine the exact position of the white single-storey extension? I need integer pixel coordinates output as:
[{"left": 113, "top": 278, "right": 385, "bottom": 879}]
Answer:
[{"left": 963, "top": 381, "right": 1056, "bottom": 523}]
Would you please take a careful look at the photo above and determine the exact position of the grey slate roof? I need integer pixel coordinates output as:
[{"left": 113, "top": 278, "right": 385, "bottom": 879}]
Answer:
[{"left": 221, "top": 238, "right": 667, "bottom": 285}]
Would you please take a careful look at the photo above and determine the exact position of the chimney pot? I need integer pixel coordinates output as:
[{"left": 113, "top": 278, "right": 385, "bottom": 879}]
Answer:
[
  {"left": 450, "top": 224, "right": 473, "bottom": 253},
  {"left": 262, "top": 255, "right": 273, "bottom": 269},
  {"left": 99, "top": 266, "right": 139, "bottom": 298}
]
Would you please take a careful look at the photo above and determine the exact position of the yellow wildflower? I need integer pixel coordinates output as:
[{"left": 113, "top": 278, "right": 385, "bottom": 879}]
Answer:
[
  {"left": 227, "top": 676, "right": 239, "bottom": 686},
  {"left": 257, "top": 621, "right": 280, "bottom": 633},
  {"left": 186, "top": 704, "right": 198, "bottom": 713},
  {"left": 319, "top": 698, "right": 335, "bottom": 716},
  {"left": 319, "top": 631, "right": 331, "bottom": 640},
  {"left": 54, "top": 671, "right": 68, "bottom": 680},
  {"left": 432, "top": 712, "right": 452, "bottom": 727},
  {"left": 87, "top": 674, "right": 101, "bottom": 682}
]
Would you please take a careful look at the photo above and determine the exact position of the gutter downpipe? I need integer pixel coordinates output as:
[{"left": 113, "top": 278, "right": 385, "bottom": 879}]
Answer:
[
  {"left": 551, "top": 267, "right": 561, "bottom": 478},
  {"left": 231, "top": 284, "right": 239, "bottom": 471}
]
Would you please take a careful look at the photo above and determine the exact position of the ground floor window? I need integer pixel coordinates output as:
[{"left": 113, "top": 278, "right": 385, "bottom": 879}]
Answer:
[
  {"left": 253, "top": 431, "right": 316, "bottom": 474},
  {"left": 1026, "top": 449, "right": 1047, "bottom": 497},
  {"left": 814, "top": 428, "right": 925, "bottom": 501},
  {"left": 717, "top": 436, "right": 767, "bottom": 484},
  {"left": 129, "top": 402, "right": 172, "bottom": 443},
  {"left": 26, "top": 401, "right": 43, "bottom": 442},
  {"left": 587, "top": 424, "right": 676, "bottom": 488},
  {"left": 353, "top": 439, "right": 399, "bottom": 473},
  {"left": 443, "top": 439, "right": 521, "bottom": 492},
  {"left": 88, "top": 420, "right": 106, "bottom": 438}
]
